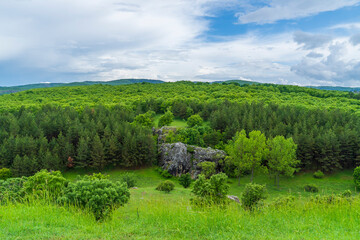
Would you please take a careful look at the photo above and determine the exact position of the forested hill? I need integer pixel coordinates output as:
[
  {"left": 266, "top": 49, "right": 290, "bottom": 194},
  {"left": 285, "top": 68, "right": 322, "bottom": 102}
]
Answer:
[{"left": 0, "top": 79, "right": 163, "bottom": 95}]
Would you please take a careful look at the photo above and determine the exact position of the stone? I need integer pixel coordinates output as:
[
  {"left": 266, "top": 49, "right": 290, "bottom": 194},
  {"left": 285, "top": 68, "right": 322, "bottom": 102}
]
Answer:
[
  {"left": 159, "top": 142, "right": 226, "bottom": 178},
  {"left": 227, "top": 195, "right": 240, "bottom": 203}
]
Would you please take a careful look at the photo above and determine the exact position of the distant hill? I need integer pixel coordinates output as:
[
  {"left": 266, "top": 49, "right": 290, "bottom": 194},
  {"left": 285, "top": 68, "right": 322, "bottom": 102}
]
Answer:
[
  {"left": 0, "top": 79, "right": 164, "bottom": 95},
  {"left": 308, "top": 86, "right": 360, "bottom": 92},
  {"left": 213, "top": 79, "right": 259, "bottom": 85}
]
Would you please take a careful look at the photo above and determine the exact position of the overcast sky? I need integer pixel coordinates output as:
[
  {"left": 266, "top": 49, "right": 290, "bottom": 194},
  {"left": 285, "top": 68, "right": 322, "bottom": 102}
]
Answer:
[{"left": 1, "top": 0, "right": 360, "bottom": 87}]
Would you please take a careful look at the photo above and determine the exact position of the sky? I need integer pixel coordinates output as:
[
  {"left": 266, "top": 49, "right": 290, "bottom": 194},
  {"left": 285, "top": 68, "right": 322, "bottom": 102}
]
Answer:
[{"left": 1, "top": 0, "right": 360, "bottom": 87}]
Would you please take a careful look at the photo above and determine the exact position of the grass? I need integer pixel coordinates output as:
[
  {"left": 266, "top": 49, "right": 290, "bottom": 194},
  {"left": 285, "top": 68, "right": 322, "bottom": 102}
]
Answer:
[
  {"left": 1, "top": 168, "right": 359, "bottom": 239},
  {"left": 153, "top": 114, "right": 210, "bottom": 128}
]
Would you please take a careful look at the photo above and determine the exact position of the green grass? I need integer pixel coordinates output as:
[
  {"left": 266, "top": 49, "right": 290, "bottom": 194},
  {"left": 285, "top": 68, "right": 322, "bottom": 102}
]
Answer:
[
  {"left": 153, "top": 114, "right": 210, "bottom": 128},
  {"left": 1, "top": 168, "right": 359, "bottom": 239}
]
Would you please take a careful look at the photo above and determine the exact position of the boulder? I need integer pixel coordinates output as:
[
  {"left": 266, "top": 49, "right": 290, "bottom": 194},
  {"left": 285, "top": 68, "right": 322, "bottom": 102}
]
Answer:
[
  {"left": 227, "top": 195, "right": 240, "bottom": 203},
  {"left": 159, "top": 142, "right": 226, "bottom": 178}
]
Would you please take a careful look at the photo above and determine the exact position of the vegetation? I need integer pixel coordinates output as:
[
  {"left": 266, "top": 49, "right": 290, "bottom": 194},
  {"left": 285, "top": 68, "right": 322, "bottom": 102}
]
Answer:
[
  {"left": 304, "top": 184, "right": 319, "bottom": 193},
  {"left": 241, "top": 183, "right": 267, "bottom": 210},
  {"left": 354, "top": 166, "right": 360, "bottom": 189},
  {"left": 187, "top": 114, "right": 203, "bottom": 127},
  {"left": 198, "top": 161, "right": 216, "bottom": 179},
  {"left": 314, "top": 170, "right": 325, "bottom": 179},
  {"left": 0, "top": 168, "right": 12, "bottom": 180},
  {"left": 156, "top": 180, "right": 175, "bottom": 193},
  {"left": 178, "top": 173, "right": 192, "bottom": 188}
]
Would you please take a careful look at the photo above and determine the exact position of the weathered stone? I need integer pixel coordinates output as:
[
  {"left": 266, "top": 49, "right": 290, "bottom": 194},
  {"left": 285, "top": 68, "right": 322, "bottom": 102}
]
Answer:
[
  {"left": 159, "top": 142, "right": 226, "bottom": 178},
  {"left": 227, "top": 195, "right": 240, "bottom": 203},
  {"left": 153, "top": 127, "right": 177, "bottom": 144}
]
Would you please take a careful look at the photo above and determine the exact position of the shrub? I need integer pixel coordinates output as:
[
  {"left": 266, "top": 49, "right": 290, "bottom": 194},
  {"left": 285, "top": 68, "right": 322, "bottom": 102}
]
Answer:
[
  {"left": 0, "top": 177, "right": 27, "bottom": 202},
  {"left": 58, "top": 177, "right": 130, "bottom": 221},
  {"left": 271, "top": 196, "right": 295, "bottom": 208},
  {"left": 0, "top": 168, "right": 12, "bottom": 180},
  {"left": 241, "top": 183, "right": 267, "bottom": 210},
  {"left": 87, "top": 172, "right": 109, "bottom": 180},
  {"left": 353, "top": 166, "right": 360, "bottom": 188},
  {"left": 191, "top": 173, "right": 229, "bottom": 206},
  {"left": 313, "top": 170, "right": 325, "bottom": 179},
  {"left": 198, "top": 161, "right": 216, "bottom": 179},
  {"left": 156, "top": 167, "right": 173, "bottom": 179},
  {"left": 187, "top": 114, "right": 203, "bottom": 127},
  {"left": 304, "top": 184, "right": 319, "bottom": 193},
  {"left": 120, "top": 172, "right": 137, "bottom": 188},
  {"left": 156, "top": 180, "right": 175, "bottom": 193},
  {"left": 179, "top": 173, "right": 192, "bottom": 188},
  {"left": 23, "top": 170, "right": 67, "bottom": 200}
]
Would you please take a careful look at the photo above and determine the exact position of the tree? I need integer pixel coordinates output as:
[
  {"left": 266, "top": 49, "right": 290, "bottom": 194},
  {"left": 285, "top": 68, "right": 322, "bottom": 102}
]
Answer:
[
  {"left": 179, "top": 173, "right": 192, "bottom": 188},
  {"left": 133, "top": 111, "right": 155, "bottom": 128},
  {"left": 267, "top": 136, "right": 299, "bottom": 188},
  {"left": 187, "top": 114, "right": 203, "bottom": 127},
  {"left": 158, "top": 110, "right": 174, "bottom": 127},
  {"left": 91, "top": 134, "right": 105, "bottom": 170},
  {"left": 198, "top": 161, "right": 216, "bottom": 179},
  {"left": 226, "top": 130, "right": 268, "bottom": 184}
]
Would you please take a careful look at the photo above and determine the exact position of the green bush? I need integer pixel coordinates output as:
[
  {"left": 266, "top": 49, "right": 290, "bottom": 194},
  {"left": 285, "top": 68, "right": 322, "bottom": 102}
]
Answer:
[
  {"left": 23, "top": 170, "right": 67, "bottom": 200},
  {"left": 271, "top": 196, "right": 295, "bottom": 208},
  {"left": 0, "top": 168, "right": 12, "bottom": 180},
  {"left": 0, "top": 177, "right": 27, "bottom": 202},
  {"left": 241, "top": 183, "right": 267, "bottom": 210},
  {"left": 156, "top": 180, "right": 175, "bottom": 193},
  {"left": 58, "top": 177, "right": 130, "bottom": 221},
  {"left": 87, "top": 172, "right": 109, "bottom": 180},
  {"left": 187, "top": 114, "right": 203, "bottom": 127},
  {"left": 179, "top": 173, "right": 192, "bottom": 188},
  {"left": 341, "top": 189, "right": 352, "bottom": 198},
  {"left": 191, "top": 173, "right": 229, "bottom": 206},
  {"left": 353, "top": 166, "right": 360, "bottom": 188},
  {"left": 120, "top": 172, "right": 137, "bottom": 188},
  {"left": 313, "top": 170, "right": 325, "bottom": 179},
  {"left": 156, "top": 167, "right": 173, "bottom": 179},
  {"left": 198, "top": 161, "right": 216, "bottom": 179},
  {"left": 304, "top": 184, "right": 319, "bottom": 193}
]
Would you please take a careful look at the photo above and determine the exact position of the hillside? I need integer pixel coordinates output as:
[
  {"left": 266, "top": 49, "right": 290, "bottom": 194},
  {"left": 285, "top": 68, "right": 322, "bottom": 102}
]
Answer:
[{"left": 0, "top": 79, "right": 163, "bottom": 95}]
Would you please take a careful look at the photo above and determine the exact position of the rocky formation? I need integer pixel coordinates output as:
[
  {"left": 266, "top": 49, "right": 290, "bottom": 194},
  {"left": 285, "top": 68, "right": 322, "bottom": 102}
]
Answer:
[
  {"left": 159, "top": 142, "right": 226, "bottom": 178},
  {"left": 153, "top": 127, "right": 177, "bottom": 144}
]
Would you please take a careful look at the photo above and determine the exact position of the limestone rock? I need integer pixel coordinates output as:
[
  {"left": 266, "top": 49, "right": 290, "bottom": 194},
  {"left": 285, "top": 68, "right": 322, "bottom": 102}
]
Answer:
[
  {"left": 159, "top": 142, "right": 226, "bottom": 178},
  {"left": 227, "top": 195, "right": 240, "bottom": 203}
]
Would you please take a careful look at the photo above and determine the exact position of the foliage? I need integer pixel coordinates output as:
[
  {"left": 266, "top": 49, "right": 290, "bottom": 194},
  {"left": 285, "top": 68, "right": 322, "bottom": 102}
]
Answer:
[
  {"left": 0, "top": 177, "right": 27, "bottom": 202},
  {"left": 133, "top": 111, "right": 155, "bottom": 128},
  {"left": 158, "top": 110, "right": 174, "bottom": 127},
  {"left": 0, "top": 168, "right": 12, "bottom": 180},
  {"left": 156, "top": 167, "right": 173, "bottom": 179},
  {"left": 267, "top": 136, "right": 299, "bottom": 187},
  {"left": 341, "top": 190, "right": 352, "bottom": 198},
  {"left": 198, "top": 161, "right": 216, "bottom": 179},
  {"left": 58, "top": 177, "right": 130, "bottom": 221},
  {"left": 353, "top": 166, "right": 360, "bottom": 189},
  {"left": 178, "top": 173, "right": 192, "bottom": 188},
  {"left": 23, "top": 169, "right": 67, "bottom": 200},
  {"left": 191, "top": 173, "right": 229, "bottom": 206},
  {"left": 313, "top": 170, "right": 325, "bottom": 179},
  {"left": 156, "top": 180, "right": 175, "bottom": 193},
  {"left": 86, "top": 172, "right": 110, "bottom": 180},
  {"left": 241, "top": 183, "right": 267, "bottom": 210},
  {"left": 226, "top": 130, "right": 268, "bottom": 183},
  {"left": 187, "top": 114, "right": 203, "bottom": 127},
  {"left": 304, "top": 184, "right": 319, "bottom": 193},
  {"left": 120, "top": 172, "right": 137, "bottom": 188}
]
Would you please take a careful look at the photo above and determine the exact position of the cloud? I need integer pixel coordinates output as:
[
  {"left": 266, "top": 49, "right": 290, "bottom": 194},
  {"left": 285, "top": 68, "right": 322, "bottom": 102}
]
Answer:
[
  {"left": 306, "top": 52, "right": 324, "bottom": 58},
  {"left": 294, "top": 32, "right": 332, "bottom": 50},
  {"left": 237, "top": 0, "right": 360, "bottom": 24},
  {"left": 350, "top": 33, "right": 360, "bottom": 45}
]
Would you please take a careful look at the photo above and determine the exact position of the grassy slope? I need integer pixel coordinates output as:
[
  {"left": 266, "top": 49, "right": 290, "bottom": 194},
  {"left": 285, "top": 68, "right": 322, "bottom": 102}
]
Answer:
[{"left": 1, "top": 168, "right": 359, "bottom": 239}]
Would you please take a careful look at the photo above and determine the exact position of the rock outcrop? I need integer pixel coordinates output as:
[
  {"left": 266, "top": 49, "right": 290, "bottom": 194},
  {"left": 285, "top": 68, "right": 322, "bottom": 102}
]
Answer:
[{"left": 159, "top": 142, "right": 226, "bottom": 178}]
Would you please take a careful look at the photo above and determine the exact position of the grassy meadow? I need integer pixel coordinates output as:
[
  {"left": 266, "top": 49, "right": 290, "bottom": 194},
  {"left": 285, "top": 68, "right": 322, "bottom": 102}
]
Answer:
[{"left": 1, "top": 167, "right": 359, "bottom": 240}]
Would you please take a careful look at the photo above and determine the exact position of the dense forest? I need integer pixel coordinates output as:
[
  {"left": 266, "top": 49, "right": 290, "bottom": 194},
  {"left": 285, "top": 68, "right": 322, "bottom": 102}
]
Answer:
[{"left": 1, "top": 81, "right": 360, "bottom": 176}]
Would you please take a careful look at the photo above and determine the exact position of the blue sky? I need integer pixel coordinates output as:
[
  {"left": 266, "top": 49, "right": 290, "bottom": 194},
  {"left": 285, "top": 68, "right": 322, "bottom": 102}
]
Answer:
[{"left": 1, "top": 0, "right": 360, "bottom": 87}]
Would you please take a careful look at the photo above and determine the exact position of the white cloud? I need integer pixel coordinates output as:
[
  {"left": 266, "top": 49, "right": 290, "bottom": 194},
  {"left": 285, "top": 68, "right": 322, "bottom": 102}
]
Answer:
[{"left": 237, "top": 0, "right": 360, "bottom": 24}]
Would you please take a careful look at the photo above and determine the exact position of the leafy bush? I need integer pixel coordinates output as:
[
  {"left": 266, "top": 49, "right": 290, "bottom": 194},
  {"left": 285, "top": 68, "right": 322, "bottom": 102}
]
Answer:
[
  {"left": 191, "top": 173, "right": 229, "bottom": 206},
  {"left": 198, "top": 161, "right": 216, "bottom": 179},
  {"left": 179, "top": 173, "right": 192, "bottom": 188},
  {"left": 0, "top": 177, "right": 27, "bottom": 202},
  {"left": 120, "top": 172, "right": 137, "bottom": 188},
  {"left": 241, "top": 183, "right": 267, "bottom": 210},
  {"left": 313, "top": 170, "right": 325, "bottom": 179},
  {"left": 23, "top": 170, "right": 67, "bottom": 200},
  {"left": 187, "top": 114, "right": 203, "bottom": 127},
  {"left": 156, "top": 167, "right": 173, "bottom": 179},
  {"left": 158, "top": 110, "right": 174, "bottom": 127},
  {"left": 156, "top": 180, "right": 175, "bottom": 193},
  {"left": 353, "top": 166, "right": 360, "bottom": 188},
  {"left": 87, "top": 172, "right": 110, "bottom": 180},
  {"left": 58, "top": 177, "right": 130, "bottom": 221},
  {"left": 271, "top": 196, "right": 295, "bottom": 208},
  {"left": 304, "top": 184, "right": 319, "bottom": 193},
  {"left": 0, "top": 168, "right": 12, "bottom": 180}
]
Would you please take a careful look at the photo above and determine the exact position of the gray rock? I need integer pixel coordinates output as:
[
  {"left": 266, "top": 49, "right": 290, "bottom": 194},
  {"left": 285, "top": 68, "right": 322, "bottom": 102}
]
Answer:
[
  {"left": 227, "top": 195, "right": 240, "bottom": 203},
  {"left": 159, "top": 142, "right": 226, "bottom": 178}
]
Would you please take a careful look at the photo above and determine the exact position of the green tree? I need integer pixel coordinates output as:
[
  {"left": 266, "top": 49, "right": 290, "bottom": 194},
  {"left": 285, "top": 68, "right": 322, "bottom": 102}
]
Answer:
[
  {"left": 226, "top": 130, "right": 268, "bottom": 184},
  {"left": 91, "top": 134, "right": 105, "bottom": 170},
  {"left": 133, "top": 111, "right": 155, "bottom": 128},
  {"left": 198, "top": 161, "right": 216, "bottom": 179},
  {"left": 187, "top": 114, "right": 203, "bottom": 127},
  {"left": 158, "top": 110, "right": 174, "bottom": 127},
  {"left": 267, "top": 136, "right": 299, "bottom": 188},
  {"left": 76, "top": 137, "right": 90, "bottom": 168}
]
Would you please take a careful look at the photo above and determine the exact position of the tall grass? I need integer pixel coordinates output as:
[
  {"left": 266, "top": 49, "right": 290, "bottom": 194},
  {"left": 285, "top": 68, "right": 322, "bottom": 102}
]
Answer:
[{"left": 2, "top": 194, "right": 360, "bottom": 239}]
